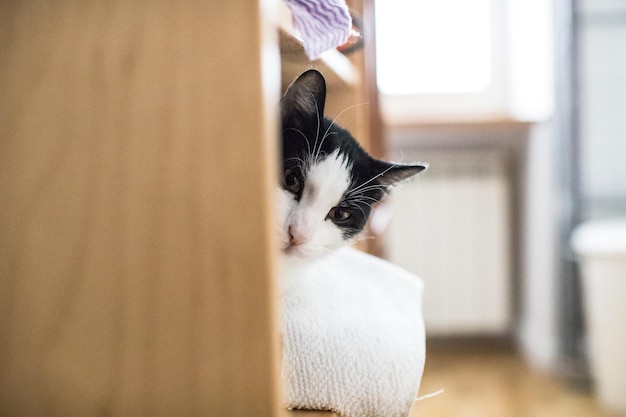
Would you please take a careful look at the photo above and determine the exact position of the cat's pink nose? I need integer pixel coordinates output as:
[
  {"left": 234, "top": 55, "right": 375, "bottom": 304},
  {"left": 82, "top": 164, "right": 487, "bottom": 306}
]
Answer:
[{"left": 288, "top": 226, "right": 308, "bottom": 246}]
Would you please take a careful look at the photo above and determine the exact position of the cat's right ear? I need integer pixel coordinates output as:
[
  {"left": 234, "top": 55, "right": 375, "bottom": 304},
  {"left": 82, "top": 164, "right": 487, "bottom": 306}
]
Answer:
[{"left": 281, "top": 69, "right": 327, "bottom": 132}]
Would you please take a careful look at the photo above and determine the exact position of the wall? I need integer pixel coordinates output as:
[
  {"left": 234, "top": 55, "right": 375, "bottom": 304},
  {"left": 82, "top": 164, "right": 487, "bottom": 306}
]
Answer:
[
  {"left": 579, "top": 0, "right": 626, "bottom": 217},
  {"left": 517, "top": 122, "right": 560, "bottom": 369},
  {"left": 384, "top": 121, "right": 564, "bottom": 369}
]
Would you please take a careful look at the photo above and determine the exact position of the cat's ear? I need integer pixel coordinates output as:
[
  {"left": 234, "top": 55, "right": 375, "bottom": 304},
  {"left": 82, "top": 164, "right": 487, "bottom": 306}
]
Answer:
[
  {"left": 377, "top": 162, "right": 428, "bottom": 190},
  {"left": 281, "top": 69, "right": 326, "bottom": 131}
]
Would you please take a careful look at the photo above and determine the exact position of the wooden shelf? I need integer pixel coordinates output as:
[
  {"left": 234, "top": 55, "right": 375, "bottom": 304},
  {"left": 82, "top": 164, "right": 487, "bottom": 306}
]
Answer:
[{"left": 278, "top": 1, "right": 359, "bottom": 90}]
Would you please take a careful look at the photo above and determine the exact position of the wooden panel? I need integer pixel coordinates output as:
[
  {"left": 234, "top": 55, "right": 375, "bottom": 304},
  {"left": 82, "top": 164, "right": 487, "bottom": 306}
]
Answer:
[{"left": 0, "top": 1, "right": 282, "bottom": 416}]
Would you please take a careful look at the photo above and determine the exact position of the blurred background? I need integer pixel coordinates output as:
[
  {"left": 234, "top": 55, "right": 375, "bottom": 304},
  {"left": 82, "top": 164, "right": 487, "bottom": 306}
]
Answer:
[{"left": 369, "top": 0, "right": 626, "bottom": 415}]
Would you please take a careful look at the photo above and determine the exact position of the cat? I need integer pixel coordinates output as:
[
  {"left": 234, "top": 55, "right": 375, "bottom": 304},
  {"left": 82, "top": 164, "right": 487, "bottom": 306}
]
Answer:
[{"left": 277, "top": 69, "right": 427, "bottom": 261}]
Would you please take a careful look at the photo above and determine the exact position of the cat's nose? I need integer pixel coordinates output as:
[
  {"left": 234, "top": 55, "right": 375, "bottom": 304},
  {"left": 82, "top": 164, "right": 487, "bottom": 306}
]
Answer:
[{"left": 288, "top": 225, "right": 308, "bottom": 246}]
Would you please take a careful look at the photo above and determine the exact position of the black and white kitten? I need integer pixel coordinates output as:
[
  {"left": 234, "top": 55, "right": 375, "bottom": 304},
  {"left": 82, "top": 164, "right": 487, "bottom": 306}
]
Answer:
[{"left": 278, "top": 69, "right": 426, "bottom": 259}]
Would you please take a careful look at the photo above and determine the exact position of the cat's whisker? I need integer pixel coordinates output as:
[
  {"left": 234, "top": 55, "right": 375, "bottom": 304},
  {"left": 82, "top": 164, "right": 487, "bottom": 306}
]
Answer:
[
  {"left": 350, "top": 203, "right": 375, "bottom": 212},
  {"left": 346, "top": 163, "right": 399, "bottom": 196},
  {"left": 344, "top": 201, "right": 375, "bottom": 209},
  {"left": 323, "top": 102, "right": 370, "bottom": 141},
  {"left": 346, "top": 184, "right": 388, "bottom": 197},
  {"left": 346, "top": 203, "right": 368, "bottom": 218},
  {"left": 347, "top": 190, "right": 386, "bottom": 199},
  {"left": 344, "top": 194, "right": 380, "bottom": 203},
  {"left": 285, "top": 156, "right": 307, "bottom": 165},
  {"left": 343, "top": 195, "right": 377, "bottom": 207},
  {"left": 316, "top": 102, "right": 369, "bottom": 162},
  {"left": 285, "top": 127, "right": 313, "bottom": 157},
  {"left": 315, "top": 131, "right": 338, "bottom": 159},
  {"left": 313, "top": 95, "right": 323, "bottom": 159}
]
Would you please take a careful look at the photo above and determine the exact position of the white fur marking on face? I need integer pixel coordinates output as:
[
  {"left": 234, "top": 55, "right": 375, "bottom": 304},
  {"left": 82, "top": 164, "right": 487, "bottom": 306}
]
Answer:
[
  {"left": 304, "top": 150, "right": 352, "bottom": 211},
  {"left": 282, "top": 150, "right": 352, "bottom": 258}
]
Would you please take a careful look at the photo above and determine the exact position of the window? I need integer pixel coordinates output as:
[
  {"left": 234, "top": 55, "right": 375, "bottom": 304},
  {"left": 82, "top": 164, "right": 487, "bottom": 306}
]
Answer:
[
  {"left": 375, "top": 0, "right": 554, "bottom": 123},
  {"left": 376, "top": 0, "right": 492, "bottom": 95}
]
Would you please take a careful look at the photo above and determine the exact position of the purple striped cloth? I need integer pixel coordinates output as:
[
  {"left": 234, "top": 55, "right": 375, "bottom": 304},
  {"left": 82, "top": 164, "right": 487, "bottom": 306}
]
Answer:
[{"left": 283, "top": 0, "right": 352, "bottom": 60}]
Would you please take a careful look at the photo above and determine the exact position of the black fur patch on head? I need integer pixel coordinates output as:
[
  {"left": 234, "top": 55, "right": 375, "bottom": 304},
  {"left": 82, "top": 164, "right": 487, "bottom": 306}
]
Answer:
[{"left": 281, "top": 70, "right": 427, "bottom": 239}]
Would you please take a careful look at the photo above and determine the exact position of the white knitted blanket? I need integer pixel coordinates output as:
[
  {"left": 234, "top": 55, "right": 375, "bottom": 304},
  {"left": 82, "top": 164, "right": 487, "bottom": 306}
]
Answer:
[{"left": 280, "top": 247, "right": 426, "bottom": 417}]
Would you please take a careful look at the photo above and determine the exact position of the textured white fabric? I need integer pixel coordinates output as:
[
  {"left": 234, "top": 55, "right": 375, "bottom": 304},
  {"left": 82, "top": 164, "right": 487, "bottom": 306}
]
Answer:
[{"left": 280, "top": 247, "right": 426, "bottom": 417}]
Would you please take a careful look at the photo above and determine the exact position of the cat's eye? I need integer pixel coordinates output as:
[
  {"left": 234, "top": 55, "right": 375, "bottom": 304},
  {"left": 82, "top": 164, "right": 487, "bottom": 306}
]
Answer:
[
  {"left": 327, "top": 207, "right": 351, "bottom": 224},
  {"left": 284, "top": 168, "right": 302, "bottom": 194}
]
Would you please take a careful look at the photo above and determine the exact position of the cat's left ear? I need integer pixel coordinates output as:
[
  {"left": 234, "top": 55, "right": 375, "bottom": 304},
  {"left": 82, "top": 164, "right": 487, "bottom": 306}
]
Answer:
[
  {"left": 281, "top": 69, "right": 326, "bottom": 132},
  {"left": 377, "top": 162, "right": 428, "bottom": 190}
]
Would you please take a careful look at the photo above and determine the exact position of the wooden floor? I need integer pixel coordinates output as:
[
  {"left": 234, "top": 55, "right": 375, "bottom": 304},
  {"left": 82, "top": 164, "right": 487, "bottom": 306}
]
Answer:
[{"left": 409, "top": 341, "right": 621, "bottom": 417}]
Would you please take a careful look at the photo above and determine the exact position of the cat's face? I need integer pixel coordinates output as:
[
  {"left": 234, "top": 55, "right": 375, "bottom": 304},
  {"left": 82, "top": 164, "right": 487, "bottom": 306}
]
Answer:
[{"left": 278, "top": 70, "right": 426, "bottom": 259}]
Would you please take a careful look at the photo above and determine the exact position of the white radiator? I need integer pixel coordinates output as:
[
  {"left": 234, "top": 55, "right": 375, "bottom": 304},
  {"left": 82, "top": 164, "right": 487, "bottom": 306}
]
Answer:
[{"left": 385, "top": 151, "right": 512, "bottom": 335}]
